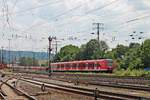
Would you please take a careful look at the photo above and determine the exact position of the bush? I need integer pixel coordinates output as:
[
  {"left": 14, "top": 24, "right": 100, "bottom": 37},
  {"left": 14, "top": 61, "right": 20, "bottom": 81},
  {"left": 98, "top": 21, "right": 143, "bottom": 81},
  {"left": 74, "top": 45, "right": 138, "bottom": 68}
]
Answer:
[{"left": 114, "top": 69, "right": 150, "bottom": 77}]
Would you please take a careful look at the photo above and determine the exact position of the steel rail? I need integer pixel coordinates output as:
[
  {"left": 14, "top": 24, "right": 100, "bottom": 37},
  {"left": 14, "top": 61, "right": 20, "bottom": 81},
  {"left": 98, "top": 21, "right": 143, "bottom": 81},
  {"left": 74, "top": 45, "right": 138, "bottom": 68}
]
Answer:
[
  {"left": 22, "top": 73, "right": 150, "bottom": 92},
  {"left": 52, "top": 77, "right": 150, "bottom": 92},
  {"left": 0, "top": 92, "right": 7, "bottom": 100},
  {"left": 2, "top": 81, "right": 36, "bottom": 100},
  {"left": 21, "top": 78, "right": 150, "bottom": 100}
]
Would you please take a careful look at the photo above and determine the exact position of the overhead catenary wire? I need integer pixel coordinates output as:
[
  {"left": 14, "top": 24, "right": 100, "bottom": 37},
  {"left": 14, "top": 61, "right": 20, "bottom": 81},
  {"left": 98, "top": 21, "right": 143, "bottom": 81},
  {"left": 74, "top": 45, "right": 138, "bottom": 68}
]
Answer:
[
  {"left": 0, "top": 0, "right": 63, "bottom": 17},
  {"left": 4, "top": 0, "right": 119, "bottom": 38},
  {"left": 17, "top": 0, "right": 119, "bottom": 34},
  {"left": 17, "top": 4, "right": 83, "bottom": 35},
  {"left": 126, "top": 14, "right": 150, "bottom": 23},
  {"left": 12, "top": 0, "right": 19, "bottom": 12},
  {"left": 0, "top": 0, "right": 149, "bottom": 51},
  {"left": 86, "top": 0, "right": 120, "bottom": 14}
]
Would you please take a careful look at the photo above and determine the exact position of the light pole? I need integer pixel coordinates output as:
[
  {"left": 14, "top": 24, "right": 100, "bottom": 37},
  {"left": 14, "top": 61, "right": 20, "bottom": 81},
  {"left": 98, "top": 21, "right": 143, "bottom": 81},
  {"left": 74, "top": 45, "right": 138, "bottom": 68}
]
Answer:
[
  {"left": 1, "top": 47, "right": 3, "bottom": 65},
  {"left": 1, "top": 46, "right": 4, "bottom": 64},
  {"left": 93, "top": 23, "right": 104, "bottom": 43},
  {"left": 8, "top": 39, "right": 11, "bottom": 67}
]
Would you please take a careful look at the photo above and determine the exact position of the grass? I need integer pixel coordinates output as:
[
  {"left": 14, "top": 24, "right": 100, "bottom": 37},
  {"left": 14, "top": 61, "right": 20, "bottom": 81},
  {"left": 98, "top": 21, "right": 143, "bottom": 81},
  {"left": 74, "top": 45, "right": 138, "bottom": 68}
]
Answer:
[{"left": 114, "top": 69, "right": 150, "bottom": 77}]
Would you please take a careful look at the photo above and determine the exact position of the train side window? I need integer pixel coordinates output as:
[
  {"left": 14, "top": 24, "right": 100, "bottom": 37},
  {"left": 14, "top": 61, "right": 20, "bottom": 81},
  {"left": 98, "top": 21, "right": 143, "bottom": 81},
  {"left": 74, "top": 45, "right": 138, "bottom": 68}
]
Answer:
[
  {"left": 70, "top": 63, "right": 72, "bottom": 68},
  {"left": 61, "top": 64, "right": 64, "bottom": 68},
  {"left": 78, "top": 63, "right": 82, "bottom": 68},
  {"left": 82, "top": 63, "right": 86, "bottom": 67},
  {"left": 72, "top": 63, "right": 76, "bottom": 67},
  {"left": 88, "top": 63, "right": 94, "bottom": 67}
]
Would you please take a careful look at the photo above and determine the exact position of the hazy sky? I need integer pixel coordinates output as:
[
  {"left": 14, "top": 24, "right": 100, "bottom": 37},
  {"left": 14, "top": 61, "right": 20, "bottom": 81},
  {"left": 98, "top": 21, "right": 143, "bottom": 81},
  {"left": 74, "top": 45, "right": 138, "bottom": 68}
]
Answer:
[{"left": 0, "top": 0, "right": 150, "bottom": 52}]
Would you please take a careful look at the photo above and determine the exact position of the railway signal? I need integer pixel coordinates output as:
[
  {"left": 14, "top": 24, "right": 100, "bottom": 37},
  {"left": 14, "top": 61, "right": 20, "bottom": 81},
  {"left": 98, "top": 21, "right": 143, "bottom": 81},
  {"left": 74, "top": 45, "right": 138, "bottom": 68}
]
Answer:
[{"left": 48, "top": 36, "right": 56, "bottom": 77}]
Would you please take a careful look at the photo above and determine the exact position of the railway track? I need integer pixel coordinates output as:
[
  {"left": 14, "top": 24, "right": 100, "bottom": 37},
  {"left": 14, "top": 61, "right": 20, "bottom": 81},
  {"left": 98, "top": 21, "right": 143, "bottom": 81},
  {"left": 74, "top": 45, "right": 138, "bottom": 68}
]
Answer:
[
  {"left": 20, "top": 77, "right": 150, "bottom": 100},
  {"left": 52, "top": 77, "right": 150, "bottom": 92},
  {"left": 0, "top": 92, "right": 7, "bottom": 100},
  {"left": 51, "top": 73, "right": 150, "bottom": 85},
  {"left": 22, "top": 73, "right": 150, "bottom": 92},
  {"left": 0, "top": 78, "right": 36, "bottom": 100},
  {"left": 12, "top": 68, "right": 150, "bottom": 86},
  {"left": 14, "top": 71, "right": 150, "bottom": 85}
]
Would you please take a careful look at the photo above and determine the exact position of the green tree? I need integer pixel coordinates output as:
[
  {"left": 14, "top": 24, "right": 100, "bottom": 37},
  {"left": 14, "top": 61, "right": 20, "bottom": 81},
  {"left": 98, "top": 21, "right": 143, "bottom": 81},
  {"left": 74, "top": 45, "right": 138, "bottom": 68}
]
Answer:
[
  {"left": 77, "top": 39, "right": 108, "bottom": 60},
  {"left": 112, "top": 44, "right": 129, "bottom": 59},
  {"left": 129, "top": 43, "right": 140, "bottom": 48},
  {"left": 75, "top": 44, "right": 86, "bottom": 60},
  {"left": 99, "top": 40, "right": 109, "bottom": 51},
  {"left": 84, "top": 39, "right": 100, "bottom": 59},
  {"left": 120, "top": 48, "right": 143, "bottom": 70},
  {"left": 54, "top": 45, "right": 80, "bottom": 62},
  {"left": 140, "top": 39, "right": 150, "bottom": 67}
]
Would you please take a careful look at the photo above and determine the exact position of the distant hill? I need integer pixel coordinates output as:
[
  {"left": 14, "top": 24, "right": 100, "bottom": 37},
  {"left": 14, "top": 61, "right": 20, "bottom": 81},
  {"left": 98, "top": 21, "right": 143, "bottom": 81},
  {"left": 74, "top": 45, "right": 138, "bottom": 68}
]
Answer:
[{"left": 0, "top": 50, "right": 54, "bottom": 63}]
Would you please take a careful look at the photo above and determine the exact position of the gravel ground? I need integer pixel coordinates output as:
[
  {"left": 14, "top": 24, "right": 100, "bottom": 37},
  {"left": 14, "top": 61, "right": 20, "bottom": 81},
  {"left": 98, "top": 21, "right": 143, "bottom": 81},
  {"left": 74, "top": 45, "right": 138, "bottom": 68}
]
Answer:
[{"left": 17, "top": 80, "right": 96, "bottom": 100}]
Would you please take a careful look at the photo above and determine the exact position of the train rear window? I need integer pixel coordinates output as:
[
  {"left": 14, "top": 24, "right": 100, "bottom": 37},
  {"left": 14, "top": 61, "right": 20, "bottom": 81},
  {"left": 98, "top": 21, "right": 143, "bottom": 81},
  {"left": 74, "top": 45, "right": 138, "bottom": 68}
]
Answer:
[
  {"left": 107, "top": 60, "right": 113, "bottom": 66},
  {"left": 79, "top": 63, "right": 86, "bottom": 67},
  {"left": 65, "top": 64, "right": 70, "bottom": 68}
]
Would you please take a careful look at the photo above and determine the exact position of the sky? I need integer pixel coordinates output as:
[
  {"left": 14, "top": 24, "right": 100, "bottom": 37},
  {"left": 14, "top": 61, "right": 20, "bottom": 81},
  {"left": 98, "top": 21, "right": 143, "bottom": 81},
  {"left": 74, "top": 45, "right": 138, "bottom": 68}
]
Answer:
[{"left": 0, "top": 0, "right": 150, "bottom": 52}]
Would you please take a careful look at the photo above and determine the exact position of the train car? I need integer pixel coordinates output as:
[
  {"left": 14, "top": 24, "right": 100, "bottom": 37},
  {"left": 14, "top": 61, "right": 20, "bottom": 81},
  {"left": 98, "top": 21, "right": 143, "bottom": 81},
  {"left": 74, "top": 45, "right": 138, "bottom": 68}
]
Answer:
[
  {"left": 12, "top": 66, "right": 47, "bottom": 74},
  {"left": 50, "top": 59, "right": 114, "bottom": 72},
  {"left": 0, "top": 64, "right": 7, "bottom": 69}
]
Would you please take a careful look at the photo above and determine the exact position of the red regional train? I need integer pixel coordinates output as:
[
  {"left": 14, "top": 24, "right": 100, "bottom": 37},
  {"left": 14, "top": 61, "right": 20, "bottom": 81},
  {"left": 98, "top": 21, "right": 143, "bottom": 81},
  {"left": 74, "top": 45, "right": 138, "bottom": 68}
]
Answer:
[
  {"left": 12, "top": 59, "right": 114, "bottom": 73},
  {"left": 49, "top": 59, "right": 114, "bottom": 72}
]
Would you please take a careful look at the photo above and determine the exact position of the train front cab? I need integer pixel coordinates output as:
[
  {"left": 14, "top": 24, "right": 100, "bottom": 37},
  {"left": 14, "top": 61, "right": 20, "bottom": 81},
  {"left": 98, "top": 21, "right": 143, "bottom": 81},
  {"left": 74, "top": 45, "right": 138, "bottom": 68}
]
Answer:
[
  {"left": 106, "top": 59, "right": 113, "bottom": 73},
  {"left": 96, "top": 59, "right": 113, "bottom": 73}
]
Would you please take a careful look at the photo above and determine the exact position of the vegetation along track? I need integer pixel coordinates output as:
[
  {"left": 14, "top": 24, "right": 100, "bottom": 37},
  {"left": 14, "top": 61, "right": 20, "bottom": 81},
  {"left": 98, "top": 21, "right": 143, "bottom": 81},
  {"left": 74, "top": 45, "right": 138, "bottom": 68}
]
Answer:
[
  {"left": 20, "top": 77, "right": 150, "bottom": 100},
  {"left": 0, "top": 78, "right": 36, "bottom": 100}
]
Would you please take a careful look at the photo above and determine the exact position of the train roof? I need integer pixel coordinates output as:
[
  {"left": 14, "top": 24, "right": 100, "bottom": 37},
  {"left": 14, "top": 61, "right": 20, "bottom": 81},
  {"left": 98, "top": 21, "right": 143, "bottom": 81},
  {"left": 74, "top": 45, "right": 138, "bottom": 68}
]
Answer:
[{"left": 52, "top": 59, "right": 112, "bottom": 64}]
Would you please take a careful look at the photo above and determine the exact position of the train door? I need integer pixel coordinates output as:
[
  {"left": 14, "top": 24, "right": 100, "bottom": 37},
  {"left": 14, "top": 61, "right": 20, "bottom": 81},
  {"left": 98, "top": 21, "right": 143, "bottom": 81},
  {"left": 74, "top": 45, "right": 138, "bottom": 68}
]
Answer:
[
  {"left": 70, "top": 63, "right": 72, "bottom": 71},
  {"left": 85, "top": 63, "right": 88, "bottom": 71},
  {"left": 72, "top": 63, "right": 76, "bottom": 71},
  {"left": 78, "top": 62, "right": 82, "bottom": 71},
  {"left": 76, "top": 63, "right": 79, "bottom": 71},
  {"left": 65, "top": 63, "right": 70, "bottom": 71}
]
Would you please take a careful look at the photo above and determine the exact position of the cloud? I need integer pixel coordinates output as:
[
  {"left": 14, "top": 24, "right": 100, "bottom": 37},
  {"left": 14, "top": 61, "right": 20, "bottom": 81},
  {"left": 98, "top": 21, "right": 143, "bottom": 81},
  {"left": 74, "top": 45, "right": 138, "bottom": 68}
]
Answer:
[
  {"left": 0, "top": 0, "right": 149, "bottom": 51},
  {"left": 142, "top": 0, "right": 150, "bottom": 7}
]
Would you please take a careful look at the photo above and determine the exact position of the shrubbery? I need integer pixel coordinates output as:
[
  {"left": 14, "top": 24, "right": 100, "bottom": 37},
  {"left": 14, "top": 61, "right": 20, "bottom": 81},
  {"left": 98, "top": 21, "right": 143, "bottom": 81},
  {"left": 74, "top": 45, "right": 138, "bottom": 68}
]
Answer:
[{"left": 53, "top": 39, "right": 150, "bottom": 76}]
